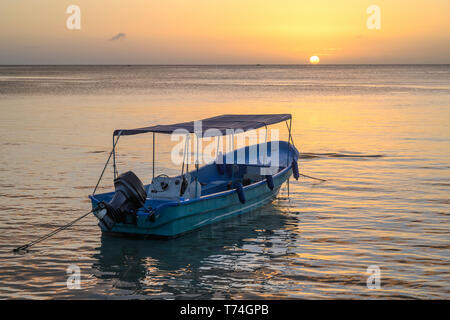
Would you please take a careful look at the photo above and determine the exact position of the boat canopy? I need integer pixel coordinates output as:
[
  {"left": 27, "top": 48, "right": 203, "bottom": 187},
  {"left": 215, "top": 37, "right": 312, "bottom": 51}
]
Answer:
[{"left": 113, "top": 114, "right": 291, "bottom": 137}]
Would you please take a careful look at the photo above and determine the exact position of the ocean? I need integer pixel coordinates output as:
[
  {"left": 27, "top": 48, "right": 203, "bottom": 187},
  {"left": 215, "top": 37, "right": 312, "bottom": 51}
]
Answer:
[{"left": 0, "top": 65, "right": 449, "bottom": 299}]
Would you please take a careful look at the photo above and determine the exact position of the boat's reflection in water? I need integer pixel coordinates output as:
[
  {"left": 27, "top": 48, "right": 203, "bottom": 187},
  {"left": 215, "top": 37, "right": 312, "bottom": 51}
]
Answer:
[{"left": 92, "top": 202, "right": 296, "bottom": 298}]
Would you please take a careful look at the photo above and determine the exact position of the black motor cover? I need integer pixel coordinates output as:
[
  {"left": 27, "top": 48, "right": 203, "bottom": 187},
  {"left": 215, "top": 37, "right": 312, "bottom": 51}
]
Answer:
[{"left": 94, "top": 171, "right": 146, "bottom": 231}]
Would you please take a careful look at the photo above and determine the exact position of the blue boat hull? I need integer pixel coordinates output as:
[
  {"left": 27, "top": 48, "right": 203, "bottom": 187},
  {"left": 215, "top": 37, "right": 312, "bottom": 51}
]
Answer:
[{"left": 90, "top": 141, "right": 298, "bottom": 238}]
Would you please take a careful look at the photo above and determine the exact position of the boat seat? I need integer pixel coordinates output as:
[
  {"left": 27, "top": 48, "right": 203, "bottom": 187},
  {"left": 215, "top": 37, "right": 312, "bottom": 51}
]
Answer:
[{"left": 147, "top": 176, "right": 183, "bottom": 201}]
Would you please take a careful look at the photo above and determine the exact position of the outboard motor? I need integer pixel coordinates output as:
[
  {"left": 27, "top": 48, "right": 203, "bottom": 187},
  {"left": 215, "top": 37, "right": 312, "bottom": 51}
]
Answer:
[{"left": 93, "top": 171, "right": 146, "bottom": 231}]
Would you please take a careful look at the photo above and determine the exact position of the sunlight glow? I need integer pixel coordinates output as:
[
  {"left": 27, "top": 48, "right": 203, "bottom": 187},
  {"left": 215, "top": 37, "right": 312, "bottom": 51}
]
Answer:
[{"left": 309, "top": 56, "right": 320, "bottom": 64}]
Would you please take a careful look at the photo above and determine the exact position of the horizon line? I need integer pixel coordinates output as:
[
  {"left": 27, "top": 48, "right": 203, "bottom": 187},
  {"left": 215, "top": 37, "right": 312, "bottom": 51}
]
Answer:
[{"left": 0, "top": 63, "right": 449, "bottom": 66}]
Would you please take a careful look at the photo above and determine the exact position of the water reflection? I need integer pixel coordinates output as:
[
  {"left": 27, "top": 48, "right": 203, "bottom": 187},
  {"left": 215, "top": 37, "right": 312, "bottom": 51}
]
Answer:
[{"left": 92, "top": 202, "right": 295, "bottom": 298}]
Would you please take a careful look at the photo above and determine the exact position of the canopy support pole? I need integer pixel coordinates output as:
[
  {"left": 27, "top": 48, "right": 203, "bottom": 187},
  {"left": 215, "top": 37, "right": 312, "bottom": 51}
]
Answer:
[
  {"left": 263, "top": 125, "right": 268, "bottom": 166},
  {"left": 186, "top": 134, "right": 190, "bottom": 174},
  {"left": 286, "top": 119, "right": 293, "bottom": 197},
  {"left": 231, "top": 133, "right": 235, "bottom": 186},
  {"left": 180, "top": 133, "right": 188, "bottom": 176},
  {"left": 195, "top": 134, "right": 199, "bottom": 197},
  {"left": 286, "top": 119, "right": 293, "bottom": 167},
  {"left": 152, "top": 132, "right": 155, "bottom": 182},
  {"left": 113, "top": 135, "right": 118, "bottom": 180},
  {"left": 216, "top": 135, "right": 221, "bottom": 159},
  {"left": 285, "top": 119, "right": 295, "bottom": 148}
]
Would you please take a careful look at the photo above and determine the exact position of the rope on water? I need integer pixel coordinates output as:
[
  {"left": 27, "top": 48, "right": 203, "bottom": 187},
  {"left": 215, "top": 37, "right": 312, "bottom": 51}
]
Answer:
[
  {"left": 299, "top": 173, "right": 327, "bottom": 182},
  {"left": 12, "top": 209, "right": 94, "bottom": 254}
]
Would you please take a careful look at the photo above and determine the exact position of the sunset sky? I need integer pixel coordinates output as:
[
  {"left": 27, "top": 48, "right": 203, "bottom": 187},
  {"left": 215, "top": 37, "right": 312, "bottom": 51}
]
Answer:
[{"left": 1, "top": 0, "right": 449, "bottom": 64}]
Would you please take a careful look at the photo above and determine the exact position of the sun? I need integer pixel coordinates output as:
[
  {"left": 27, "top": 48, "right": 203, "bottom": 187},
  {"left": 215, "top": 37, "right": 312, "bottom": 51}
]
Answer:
[{"left": 309, "top": 56, "right": 320, "bottom": 64}]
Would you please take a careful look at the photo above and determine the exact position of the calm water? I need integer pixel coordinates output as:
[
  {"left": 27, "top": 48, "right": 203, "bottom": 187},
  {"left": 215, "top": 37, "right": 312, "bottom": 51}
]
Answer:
[{"left": 0, "top": 65, "right": 449, "bottom": 299}]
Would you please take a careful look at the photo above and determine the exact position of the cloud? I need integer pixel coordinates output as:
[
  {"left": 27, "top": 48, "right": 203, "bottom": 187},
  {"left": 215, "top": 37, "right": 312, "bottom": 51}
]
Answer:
[{"left": 108, "top": 33, "right": 126, "bottom": 41}]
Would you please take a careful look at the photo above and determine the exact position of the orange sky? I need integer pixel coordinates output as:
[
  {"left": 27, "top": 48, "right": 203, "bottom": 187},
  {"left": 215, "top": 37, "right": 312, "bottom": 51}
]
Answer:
[{"left": 0, "top": 0, "right": 449, "bottom": 64}]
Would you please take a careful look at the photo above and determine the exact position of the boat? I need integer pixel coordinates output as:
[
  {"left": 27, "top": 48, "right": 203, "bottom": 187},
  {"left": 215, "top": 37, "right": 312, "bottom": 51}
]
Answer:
[{"left": 89, "top": 114, "right": 300, "bottom": 238}]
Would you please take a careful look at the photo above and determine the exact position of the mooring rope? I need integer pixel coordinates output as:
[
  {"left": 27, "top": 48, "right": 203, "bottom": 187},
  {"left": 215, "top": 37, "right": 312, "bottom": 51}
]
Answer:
[
  {"left": 12, "top": 209, "right": 94, "bottom": 254},
  {"left": 299, "top": 173, "right": 327, "bottom": 182},
  {"left": 93, "top": 133, "right": 121, "bottom": 195}
]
